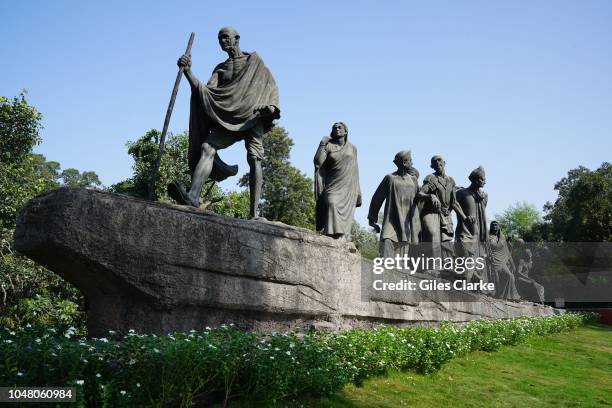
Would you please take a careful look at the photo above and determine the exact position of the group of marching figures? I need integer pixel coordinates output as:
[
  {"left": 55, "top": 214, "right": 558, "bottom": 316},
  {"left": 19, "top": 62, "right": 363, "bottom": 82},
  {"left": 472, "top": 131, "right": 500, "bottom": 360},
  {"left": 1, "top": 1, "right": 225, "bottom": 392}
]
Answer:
[{"left": 313, "top": 122, "right": 545, "bottom": 303}]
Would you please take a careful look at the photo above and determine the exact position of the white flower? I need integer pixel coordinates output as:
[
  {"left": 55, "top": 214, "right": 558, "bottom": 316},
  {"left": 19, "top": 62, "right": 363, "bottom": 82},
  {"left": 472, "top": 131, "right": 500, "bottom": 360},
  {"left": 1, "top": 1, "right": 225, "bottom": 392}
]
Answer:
[
  {"left": 286, "top": 351, "right": 291, "bottom": 356},
  {"left": 108, "top": 330, "right": 116, "bottom": 335},
  {"left": 4, "top": 340, "right": 12, "bottom": 344},
  {"left": 76, "top": 380, "right": 84, "bottom": 385},
  {"left": 96, "top": 373, "right": 101, "bottom": 378},
  {"left": 205, "top": 326, "right": 211, "bottom": 330},
  {"left": 270, "top": 356, "right": 275, "bottom": 360},
  {"left": 120, "top": 390, "right": 126, "bottom": 396},
  {"left": 274, "top": 347, "right": 280, "bottom": 351},
  {"left": 9, "top": 331, "right": 15, "bottom": 336},
  {"left": 136, "top": 383, "right": 141, "bottom": 388},
  {"left": 17, "top": 372, "right": 23, "bottom": 376},
  {"left": 153, "top": 348, "right": 160, "bottom": 353},
  {"left": 99, "top": 338, "right": 109, "bottom": 343},
  {"left": 26, "top": 324, "right": 32, "bottom": 328}
]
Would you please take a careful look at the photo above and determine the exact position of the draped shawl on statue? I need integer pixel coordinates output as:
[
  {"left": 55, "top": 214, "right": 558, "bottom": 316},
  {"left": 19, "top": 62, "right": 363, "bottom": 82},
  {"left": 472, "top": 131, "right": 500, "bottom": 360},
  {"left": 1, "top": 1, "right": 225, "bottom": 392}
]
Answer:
[
  {"left": 188, "top": 52, "right": 280, "bottom": 181},
  {"left": 368, "top": 173, "right": 421, "bottom": 243},
  {"left": 488, "top": 232, "right": 511, "bottom": 267},
  {"left": 314, "top": 142, "right": 361, "bottom": 235}
]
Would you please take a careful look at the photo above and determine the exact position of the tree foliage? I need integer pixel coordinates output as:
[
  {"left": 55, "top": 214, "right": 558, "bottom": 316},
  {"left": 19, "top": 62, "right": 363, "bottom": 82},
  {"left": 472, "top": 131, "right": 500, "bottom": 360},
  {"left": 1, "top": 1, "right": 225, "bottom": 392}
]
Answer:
[
  {"left": 239, "top": 127, "right": 315, "bottom": 229},
  {"left": 494, "top": 202, "right": 542, "bottom": 241},
  {"left": 0, "top": 93, "right": 42, "bottom": 165},
  {"left": 109, "top": 129, "right": 250, "bottom": 217},
  {"left": 209, "top": 189, "right": 250, "bottom": 219},
  {"left": 113, "top": 127, "right": 315, "bottom": 227},
  {"left": 0, "top": 231, "right": 83, "bottom": 328},
  {"left": 108, "top": 129, "right": 190, "bottom": 201},
  {"left": 542, "top": 163, "right": 611, "bottom": 242},
  {"left": 0, "top": 93, "right": 86, "bottom": 329},
  {"left": 60, "top": 168, "right": 102, "bottom": 189},
  {"left": 351, "top": 221, "right": 379, "bottom": 260}
]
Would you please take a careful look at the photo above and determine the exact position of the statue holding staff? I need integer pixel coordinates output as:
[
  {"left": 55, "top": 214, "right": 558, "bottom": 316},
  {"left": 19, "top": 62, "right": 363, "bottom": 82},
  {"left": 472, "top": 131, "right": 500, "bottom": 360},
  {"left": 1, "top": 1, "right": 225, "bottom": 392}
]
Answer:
[{"left": 168, "top": 27, "right": 280, "bottom": 219}]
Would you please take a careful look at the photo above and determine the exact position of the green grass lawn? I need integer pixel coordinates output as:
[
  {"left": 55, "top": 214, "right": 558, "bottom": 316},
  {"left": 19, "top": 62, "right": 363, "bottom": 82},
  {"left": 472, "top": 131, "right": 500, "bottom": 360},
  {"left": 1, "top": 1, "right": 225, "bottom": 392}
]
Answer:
[{"left": 264, "top": 323, "right": 611, "bottom": 408}]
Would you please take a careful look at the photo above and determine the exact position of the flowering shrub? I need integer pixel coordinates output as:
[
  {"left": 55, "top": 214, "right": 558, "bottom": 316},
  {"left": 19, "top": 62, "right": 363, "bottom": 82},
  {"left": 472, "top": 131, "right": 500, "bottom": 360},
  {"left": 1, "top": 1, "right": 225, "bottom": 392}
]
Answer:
[{"left": 0, "top": 313, "right": 598, "bottom": 406}]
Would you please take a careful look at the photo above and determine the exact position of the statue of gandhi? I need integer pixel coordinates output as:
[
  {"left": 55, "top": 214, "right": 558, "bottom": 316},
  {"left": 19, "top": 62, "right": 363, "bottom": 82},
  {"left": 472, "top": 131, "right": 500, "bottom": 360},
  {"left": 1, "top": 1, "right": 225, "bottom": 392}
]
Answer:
[{"left": 168, "top": 27, "right": 280, "bottom": 219}]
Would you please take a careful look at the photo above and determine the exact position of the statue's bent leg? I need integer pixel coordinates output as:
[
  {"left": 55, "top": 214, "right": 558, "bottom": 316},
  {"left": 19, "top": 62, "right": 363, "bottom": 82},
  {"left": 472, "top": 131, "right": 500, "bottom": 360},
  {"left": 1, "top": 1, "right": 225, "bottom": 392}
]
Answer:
[{"left": 188, "top": 142, "right": 216, "bottom": 206}]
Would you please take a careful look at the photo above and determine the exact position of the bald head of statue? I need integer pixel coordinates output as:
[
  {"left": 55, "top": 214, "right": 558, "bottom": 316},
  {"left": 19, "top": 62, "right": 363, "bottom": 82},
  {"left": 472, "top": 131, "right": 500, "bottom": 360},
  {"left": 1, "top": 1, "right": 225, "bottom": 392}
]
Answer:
[{"left": 218, "top": 27, "right": 241, "bottom": 55}]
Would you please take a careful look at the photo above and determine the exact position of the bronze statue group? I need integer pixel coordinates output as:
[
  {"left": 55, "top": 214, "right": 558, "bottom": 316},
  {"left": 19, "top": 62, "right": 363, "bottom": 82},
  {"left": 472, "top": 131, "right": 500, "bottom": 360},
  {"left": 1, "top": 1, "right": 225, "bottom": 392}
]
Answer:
[
  {"left": 169, "top": 27, "right": 544, "bottom": 305},
  {"left": 313, "top": 122, "right": 544, "bottom": 303}
]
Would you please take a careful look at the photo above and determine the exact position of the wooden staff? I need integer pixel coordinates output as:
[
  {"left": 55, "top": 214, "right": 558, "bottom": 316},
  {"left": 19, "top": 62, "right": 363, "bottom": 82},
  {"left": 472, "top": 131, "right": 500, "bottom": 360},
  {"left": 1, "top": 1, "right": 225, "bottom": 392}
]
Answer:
[{"left": 148, "top": 32, "right": 195, "bottom": 200}]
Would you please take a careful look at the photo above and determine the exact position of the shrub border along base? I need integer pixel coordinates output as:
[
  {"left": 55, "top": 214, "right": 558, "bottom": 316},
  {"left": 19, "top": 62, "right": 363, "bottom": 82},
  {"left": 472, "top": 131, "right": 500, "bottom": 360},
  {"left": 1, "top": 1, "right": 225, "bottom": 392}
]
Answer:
[{"left": 0, "top": 313, "right": 599, "bottom": 406}]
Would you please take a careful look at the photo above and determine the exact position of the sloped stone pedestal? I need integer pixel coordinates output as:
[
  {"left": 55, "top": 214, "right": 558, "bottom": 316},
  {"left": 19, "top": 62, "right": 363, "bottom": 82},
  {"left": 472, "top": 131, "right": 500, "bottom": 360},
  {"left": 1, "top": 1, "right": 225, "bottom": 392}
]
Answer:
[{"left": 14, "top": 188, "right": 558, "bottom": 336}]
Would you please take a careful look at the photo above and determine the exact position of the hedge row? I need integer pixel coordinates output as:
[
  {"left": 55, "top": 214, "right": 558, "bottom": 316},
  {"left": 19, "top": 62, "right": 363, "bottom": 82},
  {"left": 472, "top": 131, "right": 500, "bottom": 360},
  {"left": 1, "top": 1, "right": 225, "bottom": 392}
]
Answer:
[{"left": 0, "top": 313, "right": 598, "bottom": 406}]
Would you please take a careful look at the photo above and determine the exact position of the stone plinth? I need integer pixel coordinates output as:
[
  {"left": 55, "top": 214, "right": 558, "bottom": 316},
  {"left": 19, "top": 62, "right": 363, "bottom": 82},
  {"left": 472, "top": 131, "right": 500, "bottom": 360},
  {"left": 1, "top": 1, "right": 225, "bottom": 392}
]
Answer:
[{"left": 14, "top": 188, "right": 558, "bottom": 336}]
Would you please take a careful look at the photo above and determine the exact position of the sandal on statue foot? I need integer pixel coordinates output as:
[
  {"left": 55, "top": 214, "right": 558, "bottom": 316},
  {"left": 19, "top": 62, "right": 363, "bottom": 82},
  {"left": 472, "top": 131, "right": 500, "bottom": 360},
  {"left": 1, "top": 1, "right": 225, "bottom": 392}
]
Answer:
[{"left": 168, "top": 181, "right": 200, "bottom": 207}]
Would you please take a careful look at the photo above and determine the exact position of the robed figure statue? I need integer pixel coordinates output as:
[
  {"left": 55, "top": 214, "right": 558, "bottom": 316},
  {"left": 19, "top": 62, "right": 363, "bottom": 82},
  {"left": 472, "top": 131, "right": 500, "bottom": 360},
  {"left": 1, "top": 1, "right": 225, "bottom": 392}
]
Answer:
[
  {"left": 314, "top": 122, "right": 362, "bottom": 238},
  {"left": 368, "top": 150, "right": 421, "bottom": 257},
  {"left": 169, "top": 27, "right": 280, "bottom": 219}
]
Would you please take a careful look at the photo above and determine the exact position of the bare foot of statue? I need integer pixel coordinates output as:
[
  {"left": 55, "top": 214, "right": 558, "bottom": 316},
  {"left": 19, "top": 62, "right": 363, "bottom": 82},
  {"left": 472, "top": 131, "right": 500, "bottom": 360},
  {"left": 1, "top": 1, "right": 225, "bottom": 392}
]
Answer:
[{"left": 168, "top": 181, "right": 200, "bottom": 208}]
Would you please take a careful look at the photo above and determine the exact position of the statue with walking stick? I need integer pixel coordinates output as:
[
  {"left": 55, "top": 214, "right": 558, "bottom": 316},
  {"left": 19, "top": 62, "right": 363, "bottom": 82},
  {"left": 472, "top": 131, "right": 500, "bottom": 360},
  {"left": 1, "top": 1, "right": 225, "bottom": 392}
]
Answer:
[{"left": 167, "top": 27, "right": 280, "bottom": 219}]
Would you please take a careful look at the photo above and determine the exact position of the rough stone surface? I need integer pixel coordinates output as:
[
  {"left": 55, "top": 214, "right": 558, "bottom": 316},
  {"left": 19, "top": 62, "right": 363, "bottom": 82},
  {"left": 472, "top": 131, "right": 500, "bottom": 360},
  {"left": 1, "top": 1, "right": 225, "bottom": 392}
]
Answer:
[{"left": 14, "top": 188, "right": 558, "bottom": 336}]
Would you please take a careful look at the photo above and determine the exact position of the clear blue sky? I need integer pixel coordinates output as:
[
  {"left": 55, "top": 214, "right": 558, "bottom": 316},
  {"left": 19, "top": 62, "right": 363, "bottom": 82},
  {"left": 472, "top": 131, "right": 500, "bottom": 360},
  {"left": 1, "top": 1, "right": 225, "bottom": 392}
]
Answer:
[{"left": 2, "top": 0, "right": 611, "bottom": 226}]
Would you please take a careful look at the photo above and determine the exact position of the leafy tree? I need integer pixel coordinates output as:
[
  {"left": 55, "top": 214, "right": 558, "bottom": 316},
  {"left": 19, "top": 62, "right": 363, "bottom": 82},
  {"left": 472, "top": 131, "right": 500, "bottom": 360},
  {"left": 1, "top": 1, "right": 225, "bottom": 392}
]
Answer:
[
  {"left": 0, "top": 93, "right": 42, "bottom": 165},
  {"left": 210, "top": 189, "right": 250, "bottom": 219},
  {"left": 494, "top": 202, "right": 542, "bottom": 241},
  {"left": 0, "top": 154, "right": 59, "bottom": 232},
  {"left": 542, "top": 163, "right": 611, "bottom": 242},
  {"left": 109, "top": 129, "right": 203, "bottom": 200},
  {"left": 60, "top": 168, "right": 102, "bottom": 189},
  {"left": 0, "top": 231, "right": 83, "bottom": 328},
  {"left": 351, "top": 220, "right": 379, "bottom": 260},
  {"left": 109, "top": 129, "right": 189, "bottom": 200},
  {"left": 0, "top": 93, "right": 85, "bottom": 329},
  {"left": 113, "top": 127, "right": 314, "bottom": 226},
  {"left": 109, "top": 129, "right": 250, "bottom": 216},
  {"left": 239, "top": 127, "right": 315, "bottom": 229},
  {"left": 0, "top": 95, "right": 47, "bottom": 231}
]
